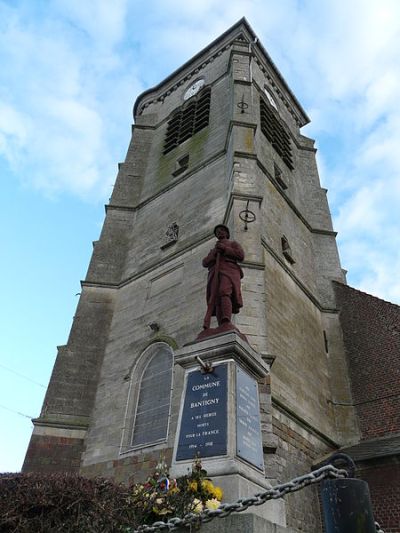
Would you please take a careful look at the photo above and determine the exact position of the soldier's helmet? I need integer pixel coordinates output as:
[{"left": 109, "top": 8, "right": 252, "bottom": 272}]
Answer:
[{"left": 213, "top": 224, "right": 230, "bottom": 238}]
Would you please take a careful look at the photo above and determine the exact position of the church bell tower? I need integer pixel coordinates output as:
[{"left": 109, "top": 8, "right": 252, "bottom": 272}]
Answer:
[{"left": 23, "top": 18, "right": 360, "bottom": 532}]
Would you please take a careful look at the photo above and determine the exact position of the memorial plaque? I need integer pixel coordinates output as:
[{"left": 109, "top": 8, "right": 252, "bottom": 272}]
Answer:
[
  {"left": 236, "top": 366, "right": 264, "bottom": 470},
  {"left": 176, "top": 364, "right": 227, "bottom": 461}
]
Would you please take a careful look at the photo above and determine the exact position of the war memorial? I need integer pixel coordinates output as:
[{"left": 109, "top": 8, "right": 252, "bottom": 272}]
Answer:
[{"left": 23, "top": 18, "right": 400, "bottom": 532}]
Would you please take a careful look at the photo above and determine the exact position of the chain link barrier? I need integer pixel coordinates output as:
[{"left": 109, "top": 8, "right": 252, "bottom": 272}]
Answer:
[{"left": 133, "top": 464, "right": 351, "bottom": 533}]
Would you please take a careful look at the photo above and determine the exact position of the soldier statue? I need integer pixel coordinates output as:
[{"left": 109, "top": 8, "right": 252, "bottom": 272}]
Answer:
[{"left": 202, "top": 225, "right": 245, "bottom": 331}]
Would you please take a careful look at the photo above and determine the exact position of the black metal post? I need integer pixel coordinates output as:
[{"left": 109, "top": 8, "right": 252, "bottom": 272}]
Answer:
[{"left": 320, "top": 454, "right": 377, "bottom": 533}]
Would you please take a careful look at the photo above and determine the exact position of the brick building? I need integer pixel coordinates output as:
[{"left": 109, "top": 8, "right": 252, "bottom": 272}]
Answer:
[
  {"left": 23, "top": 18, "right": 399, "bottom": 532},
  {"left": 334, "top": 283, "right": 400, "bottom": 532}
]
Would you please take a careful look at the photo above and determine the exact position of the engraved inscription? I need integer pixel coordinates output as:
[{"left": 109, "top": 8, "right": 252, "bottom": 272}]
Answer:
[
  {"left": 176, "top": 364, "right": 227, "bottom": 460},
  {"left": 236, "top": 367, "right": 264, "bottom": 470}
]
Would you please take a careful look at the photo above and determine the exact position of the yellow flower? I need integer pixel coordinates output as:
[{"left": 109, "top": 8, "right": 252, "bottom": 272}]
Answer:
[
  {"left": 212, "top": 486, "right": 223, "bottom": 500},
  {"left": 205, "top": 498, "right": 221, "bottom": 510},
  {"left": 188, "top": 480, "right": 198, "bottom": 492},
  {"left": 192, "top": 498, "right": 203, "bottom": 513},
  {"left": 201, "top": 479, "right": 214, "bottom": 492}
]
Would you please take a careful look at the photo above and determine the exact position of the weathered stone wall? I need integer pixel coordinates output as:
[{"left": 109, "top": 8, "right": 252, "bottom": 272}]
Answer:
[
  {"left": 270, "top": 409, "right": 333, "bottom": 532},
  {"left": 260, "top": 371, "right": 335, "bottom": 532},
  {"left": 229, "top": 47, "right": 357, "bottom": 533},
  {"left": 264, "top": 253, "right": 334, "bottom": 436},
  {"left": 23, "top": 287, "right": 116, "bottom": 473}
]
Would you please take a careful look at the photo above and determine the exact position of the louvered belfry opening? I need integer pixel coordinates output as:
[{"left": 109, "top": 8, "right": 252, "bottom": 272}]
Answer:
[
  {"left": 260, "top": 96, "right": 294, "bottom": 170},
  {"left": 163, "top": 87, "right": 211, "bottom": 154}
]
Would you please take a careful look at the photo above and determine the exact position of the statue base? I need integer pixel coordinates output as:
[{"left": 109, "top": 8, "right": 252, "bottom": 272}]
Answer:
[
  {"left": 196, "top": 322, "right": 247, "bottom": 343},
  {"left": 176, "top": 514, "right": 296, "bottom": 533},
  {"left": 172, "top": 333, "right": 286, "bottom": 526}
]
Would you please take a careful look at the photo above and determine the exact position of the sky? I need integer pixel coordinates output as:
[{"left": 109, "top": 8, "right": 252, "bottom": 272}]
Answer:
[{"left": 1, "top": 0, "right": 400, "bottom": 473}]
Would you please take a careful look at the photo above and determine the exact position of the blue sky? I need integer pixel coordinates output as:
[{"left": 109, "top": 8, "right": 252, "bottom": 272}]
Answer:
[{"left": 1, "top": 0, "right": 400, "bottom": 473}]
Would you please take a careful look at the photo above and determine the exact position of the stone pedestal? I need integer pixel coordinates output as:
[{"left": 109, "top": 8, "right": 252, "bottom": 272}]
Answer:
[{"left": 171, "top": 332, "right": 286, "bottom": 527}]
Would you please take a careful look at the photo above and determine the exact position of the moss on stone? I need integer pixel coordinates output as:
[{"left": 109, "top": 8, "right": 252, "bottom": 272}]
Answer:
[{"left": 154, "top": 127, "right": 210, "bottom": 195}]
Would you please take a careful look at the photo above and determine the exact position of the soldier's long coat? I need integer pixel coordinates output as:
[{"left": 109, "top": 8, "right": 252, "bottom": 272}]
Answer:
[{"left": 202, "top": 239, "right": 244, "bottom": 315}]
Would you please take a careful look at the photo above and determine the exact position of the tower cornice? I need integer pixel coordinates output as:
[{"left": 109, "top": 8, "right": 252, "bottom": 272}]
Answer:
[{"left": 133, "top": 17, "right": 309, "bottom": 126}]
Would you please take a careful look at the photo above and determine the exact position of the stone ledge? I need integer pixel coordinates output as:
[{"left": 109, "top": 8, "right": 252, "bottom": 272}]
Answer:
[
  {"left": 176, "top": 514, "right": 297, "bottom": 533},
  {"left": 177, "top": 331, "right": 269, "bottom": 379}
]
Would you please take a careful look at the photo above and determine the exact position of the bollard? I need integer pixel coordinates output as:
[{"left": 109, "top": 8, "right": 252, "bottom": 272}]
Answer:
[{"left": 320, "top": 454, "right": 376, "bottom": 533}]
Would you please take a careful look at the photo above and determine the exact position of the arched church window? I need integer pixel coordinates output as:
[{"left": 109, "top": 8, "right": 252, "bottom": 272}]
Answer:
[
  {"left": 163, "top": 87, "right": 211, "bottom": 154},
  {"left": 260, "top": 96, "right": 294, "bottom": 170},
  {"left": 130, "top": 343, "right": 174, "bottom": 447}
]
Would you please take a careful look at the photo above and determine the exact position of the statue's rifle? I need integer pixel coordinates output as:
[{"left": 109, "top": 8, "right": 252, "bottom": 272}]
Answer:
[{"left": 203, "top": 249, "right": 221, "bottom": 329}]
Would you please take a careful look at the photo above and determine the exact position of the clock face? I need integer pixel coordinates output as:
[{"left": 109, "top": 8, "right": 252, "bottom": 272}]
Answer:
[
  {"left": 264, "top": 87, "right": 278, "bottom": 110},
  {"left": 183, "top": 79, "right": 205, "bottom": 101}
]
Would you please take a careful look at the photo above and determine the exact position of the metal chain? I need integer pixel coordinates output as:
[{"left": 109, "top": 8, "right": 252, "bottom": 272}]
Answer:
[{"left": 133, "top": 464, "right": 348, "bottom": 533}]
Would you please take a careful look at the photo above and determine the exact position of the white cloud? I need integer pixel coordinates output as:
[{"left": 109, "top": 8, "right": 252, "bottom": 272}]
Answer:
[
  {"left": 359, "top": 259, "right": 400, "bottom": 303},
  {"left": 54, "top": 0, "right": 128, "bottom": 48},
  {"left": 358, "top": 115, "right": 400, "bottom": 172},
  {"left": 363, "top": 72, "right": 399, "bottom": 125},
  {"left": 27, "top": 98, "right": 105, "bottom": 194},
  {"left": 0, "top": 102, "right": 30, "bottom": 164},
  {"left": 0, "top": 0, "right": 141, "bottom": 199},
  {"left": 339, "top": 234, "right": 400, "bottom": 304},
  {"left": 336, "top": 172, "right": 400, "bottom": 304},
  {"left": 0, "top": 0, "right": 399, "bottom": 301}
]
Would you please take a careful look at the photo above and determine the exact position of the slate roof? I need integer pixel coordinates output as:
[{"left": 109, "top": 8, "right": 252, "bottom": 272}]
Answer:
[{"left": 340, "top": 432, "right": 400, "bottom": 462}]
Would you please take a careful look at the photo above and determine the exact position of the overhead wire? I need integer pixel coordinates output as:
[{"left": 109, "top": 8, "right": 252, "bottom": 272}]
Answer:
[
  {"left": 0, "top": 363, "right": 43, "bottom": 420},
  {"left": 0, "top": 403, "right": 33, "bottom": 419},
  {"left": 0, "top": 362, "right": 46, "bottom": 388}
]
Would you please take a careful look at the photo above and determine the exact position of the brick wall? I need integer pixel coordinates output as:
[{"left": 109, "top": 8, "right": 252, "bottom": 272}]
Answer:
[
  {"left": 334, "top": 282, "right": 400, "bottom": 439},
  {"left": 22, "top": 434, "right": 84, "bottom": 473},
  {"left": 81, "top": 447, "right": 174, "bottom": 486},
  {"left": 358, "top": 457, "right": 400, "bottom": 533}
]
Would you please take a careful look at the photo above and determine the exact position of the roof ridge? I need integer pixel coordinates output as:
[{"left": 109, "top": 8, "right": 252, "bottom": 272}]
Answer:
[{"left": 333, "top": 280, "right": 400, "bottom": 310}]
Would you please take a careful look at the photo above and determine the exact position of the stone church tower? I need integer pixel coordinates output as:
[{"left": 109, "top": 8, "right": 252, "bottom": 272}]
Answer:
[{"left": 23, "top": 18, "right": 400, "bottom": 532}]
